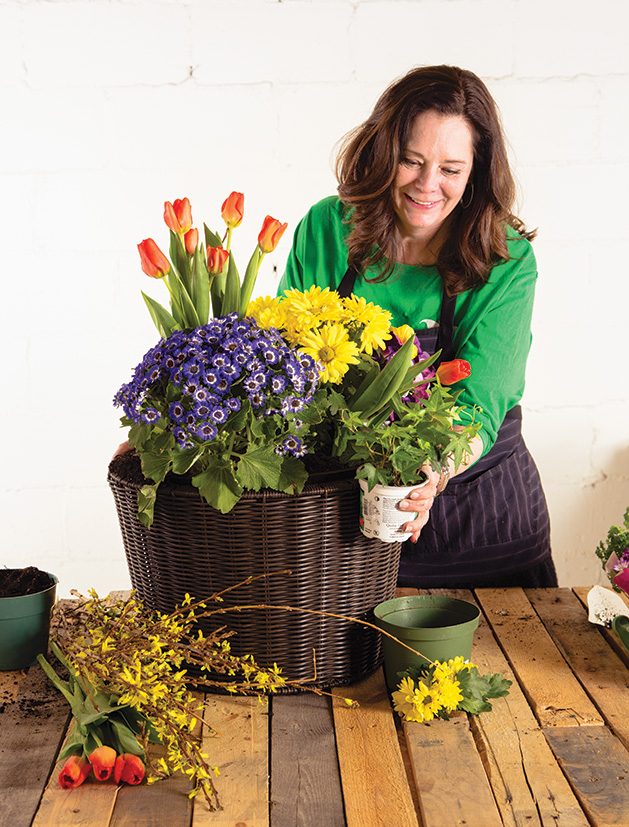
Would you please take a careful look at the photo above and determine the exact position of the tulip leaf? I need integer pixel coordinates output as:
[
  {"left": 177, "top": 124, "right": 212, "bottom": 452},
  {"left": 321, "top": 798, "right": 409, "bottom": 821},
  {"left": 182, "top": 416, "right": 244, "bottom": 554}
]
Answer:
[
  {"left": 109, "top": 716, "right": 144, "bottom": 756},
  {"left": 221, "top": 251, "right": 241, "bottom": 316},
  {"left": 142, "top": 292, "right": 179, "bottom": 338},
  {"left": 203, "top": 223, "right": 222, "bottom": 250},
  {"left": 348, "top": 337, "right": 414, "bottom": 418},
  {"left": 239, "top": 247, "right": 263, "bottom": 317},
  {"left": 192, "top": 248, "right": 210, "bottom": 325},
  {"left": 169, "top": 230, "right": 192, "bottom": 296}
]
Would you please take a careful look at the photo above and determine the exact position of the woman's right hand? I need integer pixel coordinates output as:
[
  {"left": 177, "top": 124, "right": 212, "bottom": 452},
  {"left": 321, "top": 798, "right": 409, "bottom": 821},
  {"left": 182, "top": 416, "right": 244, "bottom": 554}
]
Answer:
[{"left": 397, "top": 465, "right": 440, "bottom": 542}]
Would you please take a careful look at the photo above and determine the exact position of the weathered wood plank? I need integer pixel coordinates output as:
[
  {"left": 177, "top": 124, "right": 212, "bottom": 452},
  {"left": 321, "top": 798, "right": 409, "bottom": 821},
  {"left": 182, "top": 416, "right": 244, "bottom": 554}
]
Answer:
[
  {"left": 193, "top": 694, "right": 269, "bottom": 827},
  {"left": 332, "top": 669, "right": 419, "bottom": 827},
  {"left": 404, "top": 716, "right": 502, "bottom": 827},
  {"left": 0, "top": 664, "right": 72, "bottom": 827},
  {"left": 469, "top": 601, "right": 590, "bottom": 827},
  {"left": 32, "top": 776, "right": 119, "bottom": 827},
  {"left": 544, "top": 727, "right": 629, "bottom": 827},
  {"left": 573, "top": 586, "right": 629, "bottom": 670},
  {"left": 109, "top": 744, "right": 192, "bottom": 827},
  {"left": 476, "top": 588, "right": 602, "bottom": 728},
  {"left": 270, "top": 693, "right": 345, "bottom": 827},
  {"left": 527, "top": 588, "right": 629, "bottom": 751}
]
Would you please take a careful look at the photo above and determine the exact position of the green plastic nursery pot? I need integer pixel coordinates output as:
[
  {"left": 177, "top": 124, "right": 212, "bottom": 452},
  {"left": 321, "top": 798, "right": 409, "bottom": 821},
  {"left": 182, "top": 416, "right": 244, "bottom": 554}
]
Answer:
[
  {"left": 374, "top": 594, "right": 481, "bottom": 691},
  {"left": 0, "top": 575, "right": 58, "bottom": 670}
]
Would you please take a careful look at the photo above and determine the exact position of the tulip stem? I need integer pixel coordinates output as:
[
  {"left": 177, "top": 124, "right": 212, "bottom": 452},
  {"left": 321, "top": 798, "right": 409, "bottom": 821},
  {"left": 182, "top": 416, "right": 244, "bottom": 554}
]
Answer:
[
  {"left": 225, "top": 227, "right": 233, "bottom": 253},
  {"left": 161, "top": 275, "right": 186, "bottom": 324}
]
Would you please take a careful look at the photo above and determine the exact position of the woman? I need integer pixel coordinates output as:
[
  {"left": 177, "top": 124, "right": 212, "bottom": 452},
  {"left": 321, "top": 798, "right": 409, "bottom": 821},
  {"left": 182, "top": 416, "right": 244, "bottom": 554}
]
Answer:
[{"left": 278, "top": 65, "right": 557, "bottom": 588}]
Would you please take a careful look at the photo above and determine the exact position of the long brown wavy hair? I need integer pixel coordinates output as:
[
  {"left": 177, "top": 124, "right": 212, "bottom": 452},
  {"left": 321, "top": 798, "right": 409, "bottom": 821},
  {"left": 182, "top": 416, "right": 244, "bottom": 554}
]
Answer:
[{"left": 335, "top": 65, "right": 535, "bottom": 294}]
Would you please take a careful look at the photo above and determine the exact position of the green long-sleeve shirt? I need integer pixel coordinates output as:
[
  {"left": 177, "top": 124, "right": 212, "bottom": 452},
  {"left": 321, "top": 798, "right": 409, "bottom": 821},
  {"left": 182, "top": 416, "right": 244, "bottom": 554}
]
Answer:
[{"left": 278, "top": 196, "right": 538, "bottom": 455}]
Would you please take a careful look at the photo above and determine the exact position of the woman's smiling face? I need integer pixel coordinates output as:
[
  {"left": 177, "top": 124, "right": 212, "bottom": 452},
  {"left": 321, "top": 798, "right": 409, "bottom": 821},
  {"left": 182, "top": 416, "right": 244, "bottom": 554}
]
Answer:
[{"left": 392, "top": 110, "right": 474, "bottom": 247}]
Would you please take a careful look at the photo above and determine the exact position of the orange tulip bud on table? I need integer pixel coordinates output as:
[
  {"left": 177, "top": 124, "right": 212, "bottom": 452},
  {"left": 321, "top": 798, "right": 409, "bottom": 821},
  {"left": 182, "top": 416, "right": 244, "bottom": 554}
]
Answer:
[
  {"left": 113, "top": 753, "right": 145, "bottom": 786},
  {"left": 258, "top": 216, "right": 288, "bottom": 254},
  {"left": 138, "top": 238, "right": 171, "bottom": 279},
  {"left": 163, "top": 198, "right": 193, "bottom": 234},
  {"left": 88, "top": 745, "right": 117, "bottom": 781},
  {"left": 436, "top": 359, "right": 471, "bottom": 385},
  {"left": 221, "top": 191, "right": 244, "bottom": 228},
  {"left": 58, "top": 755, "right": 92, "bottom": 789}
]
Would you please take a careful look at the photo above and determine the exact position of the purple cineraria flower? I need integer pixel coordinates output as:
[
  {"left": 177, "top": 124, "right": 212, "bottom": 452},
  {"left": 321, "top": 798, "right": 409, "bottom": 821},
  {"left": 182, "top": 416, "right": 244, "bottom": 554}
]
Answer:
[
  {"left": 250, "top": 391, "right": 268, "bottom": 409},
  {"left": 140, "top": 407, "right": 161, "bottom": 424},
  {"left": 271, "top": 375, "right": 287, "bottom": 394},
  {"left": 169, "top": 401, "right": 186, "bottom": 423},
  {"left": 281, "top": 436, "right": 307, "bottom": 457},
  {"left": 195, "top": 422, "right": 218, "bottom": 441},
  {"left": 194, "top": 403, "right": 211, "bottom": 420},
  {"left": 226, "top": 397, "right": 241, "bottom": 412},
  {"left": 210, "top": 406, "right": 229, "bottom": 424}
]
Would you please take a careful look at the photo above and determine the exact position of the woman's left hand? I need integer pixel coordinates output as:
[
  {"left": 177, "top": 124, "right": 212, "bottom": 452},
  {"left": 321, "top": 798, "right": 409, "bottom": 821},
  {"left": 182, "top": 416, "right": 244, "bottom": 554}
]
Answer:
[{"left": 398, "top": 464, "right": 441, "bottom": 542}]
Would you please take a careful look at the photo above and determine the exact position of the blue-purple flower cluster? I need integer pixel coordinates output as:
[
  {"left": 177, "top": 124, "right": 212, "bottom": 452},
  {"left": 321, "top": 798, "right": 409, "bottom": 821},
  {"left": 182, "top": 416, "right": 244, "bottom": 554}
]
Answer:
[{"left": 114, "top": 314, "right": 320, "bottom": 454}]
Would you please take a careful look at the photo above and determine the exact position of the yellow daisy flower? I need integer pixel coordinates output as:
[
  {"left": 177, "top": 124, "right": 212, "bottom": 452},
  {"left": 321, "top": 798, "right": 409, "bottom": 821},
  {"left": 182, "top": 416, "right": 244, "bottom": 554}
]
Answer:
[
  {"left": 298, "top": 323, "right": 360, "bottom": 384},
  {"left": 408, "top": 679, "right": 443, "bottom": 722},
  {"left": 282, "top": 286, "right": 344, "bottom": 327},
  {"left": 391, "top": 676, "right": 418, "bottom": 719},
  {"left": 435, "top": 675, "right": 463, "bottom": 712}
]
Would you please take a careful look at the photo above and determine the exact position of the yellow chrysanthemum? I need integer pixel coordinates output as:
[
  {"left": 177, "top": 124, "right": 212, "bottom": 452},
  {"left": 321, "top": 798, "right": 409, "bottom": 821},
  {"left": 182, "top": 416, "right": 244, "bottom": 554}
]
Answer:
[
  {"left": 361, "top": 317, "right": 393, "bottom": 355},
  {"left": 408, "top": 679, "right": 443, "bottom": 722},
  {"left": 434, "top": 656, "right": 472, "bottom": 681},
  {"left": 298, "top": 323, "right": 360, "bottom": 384},
  {"left": 342, "top": 296, "right": 392, "bottom": 355},
  {"left": 247, "top": 296, "right": 287, "bottom": 331},
  {"left": 391, "top": 676, "right": 418, "bottom": 719},
  {"left": 435, "top": 675, "right": 463, "bottom": 712},
  {"left": 282, "top": 286, "right": 344, "bottom": 329}
]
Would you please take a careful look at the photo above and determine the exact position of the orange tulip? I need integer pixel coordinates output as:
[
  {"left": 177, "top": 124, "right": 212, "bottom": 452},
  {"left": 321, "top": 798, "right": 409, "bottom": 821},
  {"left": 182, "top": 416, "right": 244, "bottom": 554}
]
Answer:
[
  {"left": 164, "top": 198, "right": 193, "bottom": 234},
  {"left": 58, "top": 754, "right": 92, "bottom": 789},
  {"left": 88, "top": 745, "right": 117, "bottom": 781},
  {"left": 258, "top": 216, "right": 288, "bottom": 254},
  {"left": 113, "top": 753, "right": 145, "bottom": 786},
  {"left": 436, "top": 359, "right": 471, "bottom": 385},
  {"left": 221, "top": 191, "right": 244, "bottom": 229},
  {"left": 184, "top": 227, "right": 199, "bottom": 255},
  {"left": 207, "top": 246, "right": 229, "bottom": 275},
  {"left": 138, "top": 238, "right": 171, "bottom": 279}
]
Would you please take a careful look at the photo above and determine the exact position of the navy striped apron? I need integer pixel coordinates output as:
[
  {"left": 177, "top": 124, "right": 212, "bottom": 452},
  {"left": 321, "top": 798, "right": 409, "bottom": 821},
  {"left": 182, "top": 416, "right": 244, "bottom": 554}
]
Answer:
[{"left": 337, "top": 267, "right": 557, "bottom": 588}]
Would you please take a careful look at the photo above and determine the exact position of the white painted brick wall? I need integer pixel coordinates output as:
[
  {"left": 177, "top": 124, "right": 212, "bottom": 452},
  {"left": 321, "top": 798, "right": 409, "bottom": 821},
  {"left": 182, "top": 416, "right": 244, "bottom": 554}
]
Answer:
[{"left": 1, "top": 0, "right": 627, "bottom": 597}]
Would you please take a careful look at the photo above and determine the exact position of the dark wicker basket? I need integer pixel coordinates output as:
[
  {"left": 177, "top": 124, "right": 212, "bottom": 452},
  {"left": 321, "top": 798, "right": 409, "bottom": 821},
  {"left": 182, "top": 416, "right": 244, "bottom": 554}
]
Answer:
[{"left": 108, "top": 455, "right": 401, "bottom": 688}]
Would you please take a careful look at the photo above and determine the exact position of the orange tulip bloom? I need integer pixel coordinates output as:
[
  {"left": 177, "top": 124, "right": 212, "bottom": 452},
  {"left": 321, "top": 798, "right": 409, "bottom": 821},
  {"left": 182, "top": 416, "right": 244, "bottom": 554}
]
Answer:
[
  {"left": 88, "top": 745, "right": 117, "bottom": 781},
  {"left": 164, "top": 198, "right": 193, "bottom": 234},
  {"left": 184, "top": 227, "right": 199, "bottom": 255},
  {"left": 113, "top": 753, "right": 145, "bottom": 786},
  {"left": 138, "top": 238, "right": 171, "bottom": 279},
  {"left": 258, "top": 216, "right": 288, "bottom": 254},
  {"left": 221, "top": 191, "right": 244, "bottom": 229},
  {"left": 436, "top": 359, "right": 471, "bottom": 385},
  {"left": 58, "top": 755, "right": 92, "bottom": 789},
  {"left": 207, "top": 246, "right": 229, "bottom": 275}
]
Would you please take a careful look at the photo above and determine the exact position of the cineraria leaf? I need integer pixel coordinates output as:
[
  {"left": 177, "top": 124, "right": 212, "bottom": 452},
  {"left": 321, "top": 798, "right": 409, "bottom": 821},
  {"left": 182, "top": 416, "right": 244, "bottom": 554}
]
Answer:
[
  {"left": 137, "top": 484, "right": 157, "bottom": 528},
  {"left": 276, "top": 456, "right": 308, "bottom": 493},
  {"left": 140, "top": 451, "right": 172, "bottom": 484},
  {"left": 236, "top": 447, "right": 283, "bottom": 491},
  {"left": 192, "top": 462, "right": 243, "bottom": 514},
  {"left": 172, "top": 446, "right": 204, "bottom": 475}
]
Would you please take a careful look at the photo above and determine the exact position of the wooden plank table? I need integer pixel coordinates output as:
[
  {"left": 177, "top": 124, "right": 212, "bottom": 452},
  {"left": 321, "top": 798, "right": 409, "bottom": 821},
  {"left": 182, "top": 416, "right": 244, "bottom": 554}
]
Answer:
[{"left": 2, "top": 587, "right": 629, "bottom": 826}]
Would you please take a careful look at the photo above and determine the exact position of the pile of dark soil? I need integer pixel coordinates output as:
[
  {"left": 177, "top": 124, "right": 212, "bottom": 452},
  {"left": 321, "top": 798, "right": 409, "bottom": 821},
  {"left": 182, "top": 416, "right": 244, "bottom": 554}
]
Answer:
[
  {"left": 109, "top": 447, "right": 355, "bottom": 488},
  {"left": 0, "top": 567, "right": 55, "bottom": 598}
]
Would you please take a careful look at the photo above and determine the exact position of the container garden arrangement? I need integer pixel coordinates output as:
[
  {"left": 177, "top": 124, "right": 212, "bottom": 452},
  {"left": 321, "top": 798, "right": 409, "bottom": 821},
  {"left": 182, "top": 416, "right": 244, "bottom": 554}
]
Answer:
[
  {"left": 0, "top": 566, "right": 58, "bottom": 670},
  {"left": 591, "top": 508, "right": 629, "bottom": 653},
  {"left": 108, "top": 194, "right": 479, "bottom": 686}
]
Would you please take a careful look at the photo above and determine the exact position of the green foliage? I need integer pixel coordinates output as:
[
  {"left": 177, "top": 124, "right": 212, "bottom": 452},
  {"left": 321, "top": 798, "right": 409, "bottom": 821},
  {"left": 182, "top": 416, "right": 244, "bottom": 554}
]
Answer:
[{"left": 596, "top": 507, "right": 629, "bottom": 588}]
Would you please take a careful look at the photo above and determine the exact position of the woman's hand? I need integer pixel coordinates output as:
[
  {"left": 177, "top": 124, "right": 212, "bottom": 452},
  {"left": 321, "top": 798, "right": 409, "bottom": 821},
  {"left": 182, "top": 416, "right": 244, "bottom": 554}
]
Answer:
[
  {"left": 398, "top": 464, "right": 441, "bottom": 542},
  {"left": 112, "top": 440, "right": 131, "bottom": 460}
]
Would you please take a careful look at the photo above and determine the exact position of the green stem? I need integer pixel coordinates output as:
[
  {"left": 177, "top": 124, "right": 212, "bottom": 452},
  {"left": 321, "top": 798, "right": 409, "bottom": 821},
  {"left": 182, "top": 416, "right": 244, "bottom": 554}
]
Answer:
[{"left": 161, "top": 274, "right": 186, "bottom": 322}]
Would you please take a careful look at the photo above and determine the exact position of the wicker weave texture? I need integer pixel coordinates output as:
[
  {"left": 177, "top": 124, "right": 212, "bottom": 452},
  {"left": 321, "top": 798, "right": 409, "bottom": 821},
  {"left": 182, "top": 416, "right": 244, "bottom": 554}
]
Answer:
[{"left": 108, "top": 463, "right": 402, "bottom": 688}]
